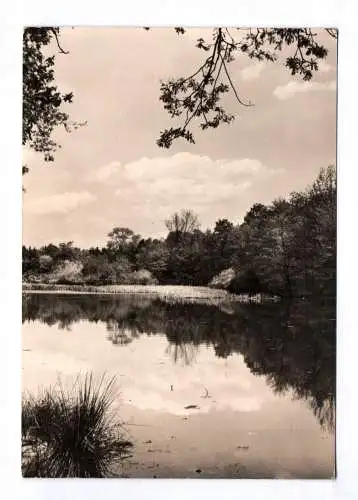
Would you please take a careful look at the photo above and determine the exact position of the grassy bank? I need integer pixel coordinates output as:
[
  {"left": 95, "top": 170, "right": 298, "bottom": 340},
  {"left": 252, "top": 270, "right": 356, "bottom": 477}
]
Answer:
[
  {"left": 22, "top": 283, "right": 228, "bottom": 298},
  {"left": 22, "top": 282, "right": 272, "bottom": 304}
]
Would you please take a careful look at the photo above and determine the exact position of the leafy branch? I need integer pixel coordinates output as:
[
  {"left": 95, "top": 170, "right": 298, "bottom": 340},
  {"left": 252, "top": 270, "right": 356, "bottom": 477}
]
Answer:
[
  {"left": 23, "top": 27, "right": 85, "bottom": 170},
  {"left": 153, "top": 27, "right": 334, "bottom": 148}
]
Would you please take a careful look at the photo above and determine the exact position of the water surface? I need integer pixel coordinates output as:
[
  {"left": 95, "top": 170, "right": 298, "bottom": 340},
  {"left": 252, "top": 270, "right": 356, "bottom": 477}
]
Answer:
[{"left": 22, "top": 293, "right": 335, "bottom": 478}]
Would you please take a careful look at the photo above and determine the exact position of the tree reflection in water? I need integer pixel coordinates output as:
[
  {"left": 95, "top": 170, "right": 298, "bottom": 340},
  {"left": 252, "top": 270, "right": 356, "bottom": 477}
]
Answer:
[
  {"left": 23, "top": 293, "right": 335, "bottom": 431},
  {"left": 165, "top": 342, "right": 198, "bottom": 366}
]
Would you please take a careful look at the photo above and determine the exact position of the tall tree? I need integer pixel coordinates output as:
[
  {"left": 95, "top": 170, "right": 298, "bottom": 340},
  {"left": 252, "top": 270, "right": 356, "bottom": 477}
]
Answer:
[
  {"left": 107, "top": 227, "right": 141, "bottom": 262},
  {"left": 210, "top": 219, "right": 240, "bottom": 275},
  {"left": 136, "top": 239, "right": 169, "bottom": 279},
  {"left": 165, "top": 209, "right": 200, "bottom": 243}
]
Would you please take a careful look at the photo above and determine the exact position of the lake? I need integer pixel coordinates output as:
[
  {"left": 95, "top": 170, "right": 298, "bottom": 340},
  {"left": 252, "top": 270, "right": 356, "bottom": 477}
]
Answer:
[{"left": 22, "top": 292, "right": 335, "bottom": 478}]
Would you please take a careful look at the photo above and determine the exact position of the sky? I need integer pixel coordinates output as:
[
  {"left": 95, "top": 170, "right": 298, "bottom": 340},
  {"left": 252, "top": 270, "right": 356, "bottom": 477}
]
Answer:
[{"left": 22, "top": 28, "right": 337, "bottom": 248}]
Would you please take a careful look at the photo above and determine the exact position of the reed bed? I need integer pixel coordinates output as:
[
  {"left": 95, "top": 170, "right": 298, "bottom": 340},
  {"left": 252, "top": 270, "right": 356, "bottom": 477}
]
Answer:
[
  {"left": 22, "top": 283, "right": 277, "bottom": 304},
  {"left": 22, "top": 282, "right": 225, "bottom": 296},
  {"left": 22, "top": 373, "right": 132, "bottom": 478},
  {"left": 22, "top": 283, "right": 229, "bottom": 300}
]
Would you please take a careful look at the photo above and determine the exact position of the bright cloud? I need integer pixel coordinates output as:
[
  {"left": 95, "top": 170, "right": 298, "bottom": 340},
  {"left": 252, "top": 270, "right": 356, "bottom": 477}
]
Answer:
[
  {"left": 113, "top": 153, "right": 283, "bottom": 210},
  {"left": 240, "top": 62, "right": 265, "bottom": 81},
  {"left": 273, "top": 80, "right": 336, "bottom": 100},
  {"left": 85, "top": 161, "right": 121, "bottom": 182},
  {"left": 23, "top": 153, "right": 285, "bottom": 245},
  {"left": 24, "top": 191, "right": 96, "bottom": 215}
]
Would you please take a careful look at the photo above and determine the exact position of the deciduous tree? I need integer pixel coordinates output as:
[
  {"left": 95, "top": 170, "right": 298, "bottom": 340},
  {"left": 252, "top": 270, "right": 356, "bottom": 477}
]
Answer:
[{"left": 23, "top": 28, "right": 85, "bottom": 172}]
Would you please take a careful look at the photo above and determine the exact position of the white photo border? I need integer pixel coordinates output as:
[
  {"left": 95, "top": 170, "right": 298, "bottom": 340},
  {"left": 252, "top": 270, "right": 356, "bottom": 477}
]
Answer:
[{"left": 1, "top": 1, "right": 357, "bottom": 498}]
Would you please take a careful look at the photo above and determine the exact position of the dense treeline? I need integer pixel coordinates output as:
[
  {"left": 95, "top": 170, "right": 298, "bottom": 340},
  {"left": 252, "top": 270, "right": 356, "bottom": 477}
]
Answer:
[{"left": 23, "top": 166, "right": 336, "bottom": 298}]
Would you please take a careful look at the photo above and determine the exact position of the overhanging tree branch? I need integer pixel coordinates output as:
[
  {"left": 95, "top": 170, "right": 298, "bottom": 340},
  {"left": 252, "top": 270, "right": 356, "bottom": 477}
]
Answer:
[
  {"left": 50, "top": 28, "right": 69, "bottom": 54},
  {"left": 154, "top": 27, "right": 333, "bottom": 148}
]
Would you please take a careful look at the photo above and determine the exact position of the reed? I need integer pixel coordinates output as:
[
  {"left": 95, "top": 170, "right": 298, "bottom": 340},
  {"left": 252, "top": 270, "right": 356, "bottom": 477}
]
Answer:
[{"left": 22, "top": 373, "right": 132, "bottom": 477}]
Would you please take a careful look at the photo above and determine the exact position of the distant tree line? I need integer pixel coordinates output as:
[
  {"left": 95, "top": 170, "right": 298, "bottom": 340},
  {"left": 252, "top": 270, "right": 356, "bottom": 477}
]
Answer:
[{"left": 23, "top": 165, "right": 336, "bottom": 298}]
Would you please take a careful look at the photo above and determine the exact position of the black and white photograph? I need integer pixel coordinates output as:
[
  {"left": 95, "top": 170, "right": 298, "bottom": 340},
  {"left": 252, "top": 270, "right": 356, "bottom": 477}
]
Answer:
[{"left": 21, "top": 26, "right": 337, "bottom": 479}]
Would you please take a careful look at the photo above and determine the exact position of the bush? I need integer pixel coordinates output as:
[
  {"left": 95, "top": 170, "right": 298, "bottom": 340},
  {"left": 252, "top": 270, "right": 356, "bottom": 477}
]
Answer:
[
  {"left": 49, "top": 259, "right": 84, "bottom": 284},
  {"left": 130, "top": 269, "right": 159, "bottom": 285},
  {"left": 22, "top": 373, "right": 132, "bottom": 477},
  {"left": 208, "top": 268, "right": 236, "bottom": 289}
]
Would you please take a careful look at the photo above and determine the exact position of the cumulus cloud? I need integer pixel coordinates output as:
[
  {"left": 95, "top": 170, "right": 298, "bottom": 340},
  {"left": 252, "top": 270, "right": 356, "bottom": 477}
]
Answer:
[
  {"left": 85, "top": 161, "right": 121, "bottom": 182},
  {"left": 273, "top": 80, "right": 336, "bottom": 100},
  {"left": 240, "top": 62, "right": 265, "bottom": 81},
  {"left": 23, "top": 153, "right": 285, "bottom": 244},
  {"left": 113, "top": 153, "right": 282, "bottom": 211},
  {"left": 25, "top": 191, "right": 96, "bottom": 215}
]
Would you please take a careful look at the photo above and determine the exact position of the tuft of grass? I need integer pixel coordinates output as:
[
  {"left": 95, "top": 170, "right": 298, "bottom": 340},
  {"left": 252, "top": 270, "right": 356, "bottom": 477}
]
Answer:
[{"left": 22, "top": 373, "right": 132, "bottom": 477}]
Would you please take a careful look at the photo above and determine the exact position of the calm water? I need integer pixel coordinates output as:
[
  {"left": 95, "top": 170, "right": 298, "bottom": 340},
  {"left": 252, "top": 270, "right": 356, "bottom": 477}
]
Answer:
[{"left": 22, "top": 293, "right": 335, "bottom": 478}]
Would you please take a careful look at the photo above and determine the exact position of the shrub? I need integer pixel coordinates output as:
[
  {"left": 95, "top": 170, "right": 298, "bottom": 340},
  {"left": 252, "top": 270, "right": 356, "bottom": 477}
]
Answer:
[
  {"left": 22, "top": 373, "right": 132, "bottom": 477},
  {"left": 131, "top": 269, "right": 159, "bottom": 285},
  {"left": 49, "top": 259, "right": 84, "bottom": 284},
  {"left": 38, "top": 254, "right": 53, "bottom": 273},
  {"left": 208, "top": 268, "right": 236, "bottom": 289}
]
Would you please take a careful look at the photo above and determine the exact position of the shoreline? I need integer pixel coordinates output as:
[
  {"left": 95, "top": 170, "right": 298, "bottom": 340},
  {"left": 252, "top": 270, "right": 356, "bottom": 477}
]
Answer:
[{"left": 22, "top": 283, "right": 267, "bottom": 304}]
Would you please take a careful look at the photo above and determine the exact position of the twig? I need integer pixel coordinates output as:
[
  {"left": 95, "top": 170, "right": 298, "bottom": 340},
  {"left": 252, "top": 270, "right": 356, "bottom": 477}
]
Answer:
[
  {"left": 325, "top": 28, "right": 338, "bottom": 39},
  {"left": 221, "top": 56, "right": 253, "bottom": 107},
  {"left": 50, "top": 28, "right": 69, "bottom": 54}
]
